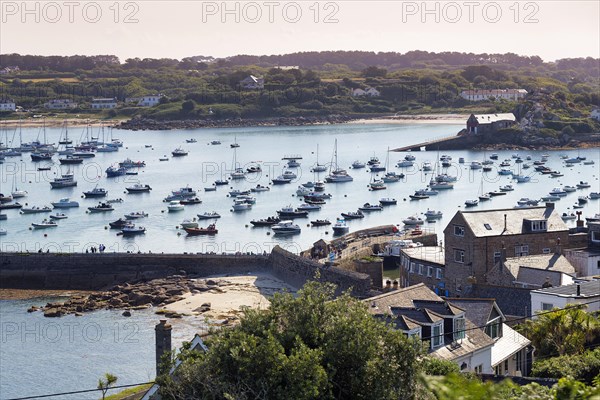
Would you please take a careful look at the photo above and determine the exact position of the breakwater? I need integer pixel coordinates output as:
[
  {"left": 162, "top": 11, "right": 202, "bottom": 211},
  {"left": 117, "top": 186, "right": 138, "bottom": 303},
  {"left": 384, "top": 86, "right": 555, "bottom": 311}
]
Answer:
[{"left": 0, "top": 246, "right": 371, "bottom": 297}]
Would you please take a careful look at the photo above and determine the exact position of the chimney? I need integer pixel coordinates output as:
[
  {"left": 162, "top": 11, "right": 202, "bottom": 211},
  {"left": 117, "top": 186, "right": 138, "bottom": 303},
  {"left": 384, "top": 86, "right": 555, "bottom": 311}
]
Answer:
[
  {"left": 545, "top": 202, "right": 555, "bottom": 210},
  {"left": 576, "top": 211, "right": 584, "bottom": 229},
  {"left": 576, "top": 284, "right": 581, "bottom": 296},
  {"left": 555, "top": 237, "right": 562, "bottom": 255},
  {"left": 501, "top": 242, "right": 507, "bottom": 262},
  {"left": 503, "top": 214, "right": 507, "bottom": 233},
  {"left": 155, "top": 320, "right": 172, "bottom": 377}
]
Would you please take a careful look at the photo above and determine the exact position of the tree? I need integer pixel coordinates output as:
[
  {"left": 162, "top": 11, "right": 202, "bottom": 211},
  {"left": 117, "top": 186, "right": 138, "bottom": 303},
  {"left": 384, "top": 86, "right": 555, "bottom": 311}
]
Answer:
[
  {"left": 181, "top": 100, "right": 195, "bottom": 113},
  {"left": 361, "top": 66, "right": 388, "bottom": 78},
  {"left": 517, "top": 304, "right": 599, "bottom": 358},
  {"left": 157, "top": 281, "right": 422, "bottom": 400},
  {"left": 97, "top": 373, "right": 117, "bottom": 400}
]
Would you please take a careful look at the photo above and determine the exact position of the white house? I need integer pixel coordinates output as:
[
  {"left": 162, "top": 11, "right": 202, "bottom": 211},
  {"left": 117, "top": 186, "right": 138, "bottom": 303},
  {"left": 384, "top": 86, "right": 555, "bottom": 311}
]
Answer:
[
  {"left": 239, "top": 75, "right": 264, "bottom": 90},
  {"left": 530, "top": 280, "right": 600, "bottom": 314},
  {"left": 44, "top": 99, "right": 78, "bottom": 110},
  {"left": 91, "top": 98, "right": 117, "bottom": 109},
  {"left": 352, "top": 87, "right": 380, "bottom": 97},
  {"left": 565, "top": 221, "right": 600, "bottom": 278},
  {"left": 590, "top": 109, "right": 600, "bottom": 121},
  {"left": 0, "top": 99, "right": 16, "bottom": 111},
  {"left": 0, "top": 66, "right": 19, "bottom": 75},
  {"left": 137, "top": 95, "right": 163, "bottom": 107},
  {"left": 460, "top": 89, "right": 527, "bottom": 102}
]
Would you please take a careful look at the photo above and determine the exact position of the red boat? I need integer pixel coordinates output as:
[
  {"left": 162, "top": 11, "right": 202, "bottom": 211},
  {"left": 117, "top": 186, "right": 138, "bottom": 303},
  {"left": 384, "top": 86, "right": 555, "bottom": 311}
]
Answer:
[{"left": 184, "top": 224, "right": 218, "bottom": 235}]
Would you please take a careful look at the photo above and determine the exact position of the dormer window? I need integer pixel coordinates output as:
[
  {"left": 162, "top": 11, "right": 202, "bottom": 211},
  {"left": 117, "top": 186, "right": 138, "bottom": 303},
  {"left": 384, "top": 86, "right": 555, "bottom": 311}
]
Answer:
[
  {"left": 431, "top": 323, "right": 443, "bottom": 349},
  {"left": 527, "top": 219, "right": 547, "bottom": 232},
  {"left": 408, "top": 327, "right": 422, "bottom": 340},
  {"left": 485, "top": 317, "right": 502, "bottom": 339},
  {"left": 454, "top": 317, "right": 466, "bottom": 340}
]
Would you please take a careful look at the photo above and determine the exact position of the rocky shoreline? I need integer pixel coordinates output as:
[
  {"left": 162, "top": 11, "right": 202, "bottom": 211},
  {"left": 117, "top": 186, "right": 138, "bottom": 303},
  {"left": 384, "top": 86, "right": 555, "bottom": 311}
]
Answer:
[
  {"left": 116, "top": 115, "right": 355, "bottom": 131},
  {"left": 28, "top": 275, "right": 224, "bottom": 319}
]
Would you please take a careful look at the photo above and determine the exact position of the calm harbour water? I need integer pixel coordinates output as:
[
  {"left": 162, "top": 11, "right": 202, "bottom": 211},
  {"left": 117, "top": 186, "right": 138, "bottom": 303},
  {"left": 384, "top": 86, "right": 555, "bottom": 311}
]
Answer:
[{"left": 0, "top": 122, "right": 599, "bottom": 399}]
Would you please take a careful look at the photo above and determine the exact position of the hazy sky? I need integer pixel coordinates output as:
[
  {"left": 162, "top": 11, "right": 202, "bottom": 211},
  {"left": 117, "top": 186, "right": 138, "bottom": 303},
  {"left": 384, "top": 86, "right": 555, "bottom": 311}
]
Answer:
[{"left": 1, "top": 1, "right": 598, "bottom": 61}]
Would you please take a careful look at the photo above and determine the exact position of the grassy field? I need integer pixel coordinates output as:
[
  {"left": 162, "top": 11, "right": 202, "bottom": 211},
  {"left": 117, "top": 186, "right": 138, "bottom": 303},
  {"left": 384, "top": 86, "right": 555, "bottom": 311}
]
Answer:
[{"left": 105, "top": 383, "right": 153, "bottom": 400}]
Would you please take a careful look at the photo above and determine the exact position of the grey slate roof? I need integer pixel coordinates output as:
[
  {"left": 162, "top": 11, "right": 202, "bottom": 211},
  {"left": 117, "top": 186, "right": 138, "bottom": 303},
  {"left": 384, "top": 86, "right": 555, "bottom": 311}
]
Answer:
[
  {"left": 454, "top": 206, "right": 568, "bottom": 237},
  {"left": 531, "top": 280, "right": 600, "bottom": 297},
  {"left": 445, "top": 298, "right": 502, "bottom": 328},
  {"left": 366, "top": 283, "right": 443, "bottom": 313}
]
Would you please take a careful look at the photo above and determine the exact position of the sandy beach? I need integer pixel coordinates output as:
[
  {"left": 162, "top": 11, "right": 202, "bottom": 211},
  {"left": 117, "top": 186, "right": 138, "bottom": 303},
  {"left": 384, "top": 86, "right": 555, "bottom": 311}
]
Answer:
[
  {"left": 164, "top": 273, "right": 297, "bottom": 322},
  {"left": 0, "top": 118, "right": 122, "bottom": 128},
  {"left": 349, "top": 114, "right": 468, "bottom": 125}
]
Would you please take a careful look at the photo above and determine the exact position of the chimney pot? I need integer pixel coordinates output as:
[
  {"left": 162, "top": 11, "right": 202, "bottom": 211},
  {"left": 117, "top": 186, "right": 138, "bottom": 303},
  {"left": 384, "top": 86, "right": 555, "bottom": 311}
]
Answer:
[{"left": 576, "top": 284, "right": 581, "bottom": 296}]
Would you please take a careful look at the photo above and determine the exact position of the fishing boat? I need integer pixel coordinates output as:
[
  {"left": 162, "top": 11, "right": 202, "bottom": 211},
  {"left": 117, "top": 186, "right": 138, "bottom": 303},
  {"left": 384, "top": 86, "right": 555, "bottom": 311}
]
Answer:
[
  {"left": 272, "top": 175, "right": 292, "bottom": 185},
  {"left": 197, "top": 212, "right": 221, "bottom": 220},
  {"left": 83, "top": 187, "right": 108, "bottom": 198},
  {"left": 120, "top": 224, "right": 146, "bottom": 235},
  {"left": 310, "top": 219, "right": 331, "bottom": 226},
  {"left": 379, "top": 198, "right": 397, "bottom": 205},
  {"left": 271, "top": 221, "right": 301, "bottom": 235},
  {"left": 126, "top": 184, "right": 152, "bottom": 193},
  {"left": 172, "top": 147, "right": 188, "bottom": 157},
  {"left": 402, "top": 215, "right": 423, "bottom": 225},
  {"left": 167, "top": 201, "right": 184, "bottom": 212},
  {"left": 246, "top": 164, "right": 261, "bottom": 173},
  {"left": 250, "top": 184, "right": 270, "bottom": 192},
  {"left": 50, "top": 172, "right": 77, "bottom": 189},
  {"left": 88, "top": 203, "right": 114, "bottom": 212},
  {"left": 168, "top": 186, "right": 197, "bottom": 199},
  {"left": 106, "top": 166, "right": 127, "bottom": 177},
  {"left": 325, "top": 139, "right": 353, "bottom": 183},
  {"left": 250, "top": 217, "right": 280, "bottom": 227},
  {"left": 31, "top": 152, "right": 53, "bottom": 161},
  {"left": 277, "top": 206, "right": 308, "bottom": 218},
  {"left": 332, "top": 219, "right": 350, "bottom": 235},
  {"left": 211, "top": 140, "right": 221, "bottom": 145},
  {"left": 49, "top": 213, "right": 68, "bottom": 220},
  {"left": 185, "top": 223, "right": 218, "bottom": 235},
  {"left": 409, "top": 190, "right": 429, "bottom": 200},
  {"left": 214, "top": 179, "right": 229, "bottom": 186},
  {"left": 369, "top": 164, "right": 386, "bottom": 172},
  {"left": 32, "top": 219, "right": 58, "bottom": 229},
  {"left": 0, "top": 202, "right": 22, "bottom": 210},
  {"left": 351, "top": 160, "right": 366, "bottom": 169},
  {"left": 383, "top": 171, "right": 403, "bottom": 183},
  {"left": 124, "top": 211, "right": 148, "bottom": 220},
  {"left": 119, "top": 159, "right": 146, "bottom": 168},
  {"left": 341, "top": 211, "right": 364, "bottom": 220},
  {"left": 59, "top": 155, "right": 83, "bottom": 165},
  {"left": 186, "top": 138, "right": 197, "bottom": 143},
  {"left": 297, "top": 203, "right": 321, "bottom": 212},
  {"left": 21, "top": 204, "right": 53, "bottom": 214},
  {"left": 359, "top": 203, "right": 383, "bottom": 212}
]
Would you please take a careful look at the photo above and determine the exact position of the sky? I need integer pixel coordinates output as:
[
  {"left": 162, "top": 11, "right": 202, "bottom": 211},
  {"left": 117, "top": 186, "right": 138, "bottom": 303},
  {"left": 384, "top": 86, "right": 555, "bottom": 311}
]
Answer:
[{"left": 1, "top": 0, "right": 598, "bottom": 61}]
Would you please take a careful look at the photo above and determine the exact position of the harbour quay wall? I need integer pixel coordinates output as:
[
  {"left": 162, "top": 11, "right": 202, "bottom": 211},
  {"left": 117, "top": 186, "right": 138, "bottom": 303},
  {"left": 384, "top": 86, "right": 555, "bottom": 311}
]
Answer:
[
  {"left": 0, "top": 252, "right": 268, "bottom": 290},
  {"left": 0, "top": 246, "right": 372, "bottom": 297}
]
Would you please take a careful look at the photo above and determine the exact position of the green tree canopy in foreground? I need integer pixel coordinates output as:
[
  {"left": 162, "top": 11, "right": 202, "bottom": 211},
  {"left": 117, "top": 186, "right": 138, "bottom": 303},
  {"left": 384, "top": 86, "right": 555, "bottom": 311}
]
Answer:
[{"left": 157, "top": 281, "right": 422, "bottom": 400}]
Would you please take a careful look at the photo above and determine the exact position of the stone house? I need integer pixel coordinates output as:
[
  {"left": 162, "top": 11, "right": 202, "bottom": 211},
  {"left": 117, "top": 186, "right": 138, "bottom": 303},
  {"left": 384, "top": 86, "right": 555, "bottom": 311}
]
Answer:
[
  {"left": 466, "top": 113, "right": 516, "bottom": 134},
  {"left": 443, "top": 204, "right": 569, "bottom": 296},
  {"left": 366, "top": 283, "right": 531, "bottom": 375},
  {"left": 399, "top": 246, "right": 447, "bottom": 295}
]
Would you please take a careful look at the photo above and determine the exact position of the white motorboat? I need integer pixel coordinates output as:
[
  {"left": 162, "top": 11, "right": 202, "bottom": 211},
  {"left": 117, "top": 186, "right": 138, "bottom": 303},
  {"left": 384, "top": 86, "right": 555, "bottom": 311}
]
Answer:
[
  {"left": 230, "top": 168, "right": 245, "bottom": 180},
  {"left": 550, "top": 187, "right": 567, "bottom": 196},
  {"left": 159, "top": 156, "right": 169, "bottom": 161},
  {"left": 351, "top": 160, "right": 366, "bottom": 169},
  {"left": 369, "top": 179, "right": 386, "bottom": 191},
  {"left": 563, "top": 186, "right": 577, "bottom": 193},
  {"left": 0, "top": 228, "right": 6, "bottom": 235},
  {"left": 272, "top": 175, "right": 293, "bottom": 184},
  {"left": 51, "top": 198, "right": 79, "bottom": 208},
  {"left": 236, "top": 195, "right": 256, "bottom": 204},
  {"left": 125, "top": 211, "right": 148, "bottom": 219},
  {"left": 49, "top": 213, "right": 68, "bottom": 220},
  {"left": 573, "top": 203, "right": 584, "bottom": 209},
  {"left": 11, "top": 189, "right": 27, "bottom": 198},
  {"left": 32, "top": 219, "right": 58, "bottom": 229},
  {"left": 470, "top": 161, "right": 482, "bottom": 170},
  {"left": 21, "top": 205, "right": 53, "bottom": 214},
  {"left": 383, "top": 171, "right": 403, "bottom": 183},
  {"left": 232, "top": 199, "right": 252, "bottom": 211},
  {"left": 297, "top": 203, "right": 321, "bottom": 211},
  {"left": 126, "top": 184, "right": 152, "bottom": 193},
  {"left": 421, "top": 188, "right": 439, "bottom": 196},
  {"left": 167, "top": 201, "right": 184, "bottom": 212},
  {"left": 404, "top": 154, "right": 416, "bottom": 161},
  {"left": 402, "top": 215, "right": 423, "bottom": 225},
  {"left": 359, "top": 203, "right": 383, "bottom": 212},
  {"left": 282, "top": 170, "right": 297, "bottom": 180},
  {"left": 314, "top": 181, "right": 326, "bottom": 192},
  {"left": 204, "top": 186, "right": 217, "bottom": 192},
  {"left": 88, "top": 202, "right": 114, "bottom": 212},
  {"left": 396, "top": 160, "right": 414, "bottom": 168},
  {"left": 271, "top": 220, "right": 301, "bottom": 235},
  {"left": 465, "top": 199, "right": 479, "bottom": 207},
  {"left": 422, "top": 161, "right": 433, "bottom": 172},
  {"left": 332, "top": 219, "right": 349, "bottom": 235},
  {"left": 186, "top": 138, "right": 197, "bottom": 143},
  {"left": 181, "top": 219, "right": 198, "bottom": 229},
  {"left": 589, "top": 192, "right": 600, "bottom": 199},
  {"left": 50, "top": 173, "right": 77, "bottom": 189},
  {"left": 424, "top": 209, "right": 443, "bottom": 219},
  {"left": 435, "top": 174, "right": 457, "bottom": 182},
  {"left": 246, "top": 164, "right": 261, "bottom": 173},
  {"left": 498, "top": 169, "right": 513, "bottom": 176},
  {"left": 251, "top": 185, "right": 270, "bottom": 192},
  {"left": 499, "top": 184, "right": 514, "bottom": 192},
  {"left": 83, "top": 187, "right": 108, "bottom": 198},
  {"left": 561, "top": 213, "right": 576, "bottom": 221},
  {"left": 428, "top": 180, "right": 454, "bottom": 190},
  {"left": 514, "top": 175, "right": 531, "bottom": 183},
  {"left": 229, "top": 189, "right": 250, "bottom": 197},
  {"left": 302, "top": 181, "right": 315, "bottom": 188},
  {"left": 296, "top": 186, "right": 312, "bottom": 196}
]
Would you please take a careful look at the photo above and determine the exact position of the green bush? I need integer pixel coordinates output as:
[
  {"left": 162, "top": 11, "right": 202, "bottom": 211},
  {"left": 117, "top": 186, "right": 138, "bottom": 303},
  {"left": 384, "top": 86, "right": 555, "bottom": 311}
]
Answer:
[{"left": 531, "top": 348, "right": 600, "bottom": 385}]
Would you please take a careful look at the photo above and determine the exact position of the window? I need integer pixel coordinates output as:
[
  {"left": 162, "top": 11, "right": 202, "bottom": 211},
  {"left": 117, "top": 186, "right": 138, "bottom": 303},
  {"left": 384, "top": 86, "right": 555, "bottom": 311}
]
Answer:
[
  {"left": 408, "top": 329, "right": 421, "bottom": 339},
  {"left": 504, "top": 360, "right": 509, "bottom": 373},
  {"left": 454, "top": 249, "right": 465, "bottom": 263},
  {"left": 543, "top": 248, "right": 551, "bottom": 254},
  {"left": 418, "top": 264, "right": 424, "bottom": 275},
  {"left": 427, "top": 266, "right": 433, "bottom": 277},
  {"left": 454, "top": 317, "right": 466, "bottom": 340},
  {"left": 484, "top": 223, "right": 492, "bottom": 231},
  {"left": 514, "top": 245, "right": 529, "bottom": 257},
  {"left": 436, "top": 268, "right": 444, "bottom": 280},
  {"left": 516, "top": 350, "right": 522, "bottom": 371},
  {"left": 530, "top": 220, "right": 547, "bottom": 232},
  {"left": 592, "top": 230, "right": 600, "bottom": 242},
  {"left": 493, "top": 251, "right": 502, "bottom": 264},
  {"left": 485, "top": 318, "right": 502, "bottom": 339},
  {"left": 475, "top": 364, "right": 483, "bottom": 374},
  {"left": 541, "top": 302, "right": 554, "bottom": 311},
  {"left": 410, "top": 262, "right": 415, "bottom": 273},
  {"left": 454, "top": 225, "right": 465, "bottom": 237},
  {"left": 431, "top": 323, "right": 443, "bottom": 348}
]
